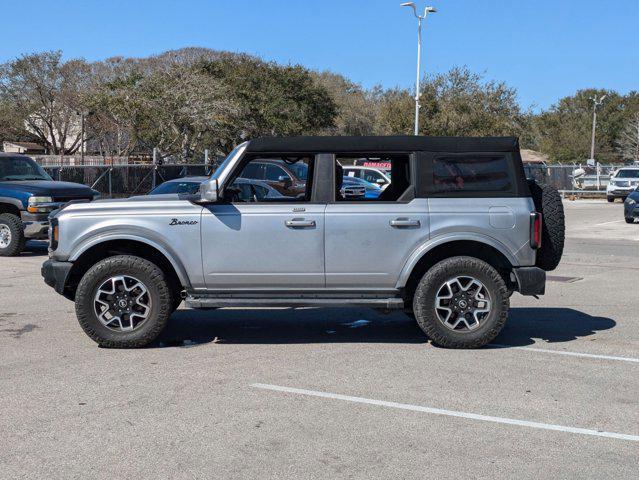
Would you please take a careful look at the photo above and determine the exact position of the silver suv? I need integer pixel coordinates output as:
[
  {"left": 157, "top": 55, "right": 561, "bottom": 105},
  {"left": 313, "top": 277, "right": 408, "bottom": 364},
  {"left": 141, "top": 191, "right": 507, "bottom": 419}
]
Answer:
[{"left": 42, "top": 136, "right": 565, "bottom": 349}]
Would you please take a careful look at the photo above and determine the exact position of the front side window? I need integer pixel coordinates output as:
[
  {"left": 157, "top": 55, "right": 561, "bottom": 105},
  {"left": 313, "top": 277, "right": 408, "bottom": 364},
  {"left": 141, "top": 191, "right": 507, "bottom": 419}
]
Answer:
[
  {"left": 229, "top": 156, "right": 312, "bottom": 202},
  {"left": 432, "top": 155, "right": 512, "bottom": 194}
]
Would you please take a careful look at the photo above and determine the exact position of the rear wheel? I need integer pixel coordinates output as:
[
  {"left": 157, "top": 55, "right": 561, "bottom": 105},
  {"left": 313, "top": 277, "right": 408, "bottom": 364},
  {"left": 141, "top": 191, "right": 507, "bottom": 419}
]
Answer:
[
  {"left": 0, "top": 213, "right": 26, "bottom": 257},
  {"left": 607, "top": 196, "right": 615, "bottom": 203},
  {"left": 625, "top": 217, "right": 635, "bottom": 224},
  {"left": 75, "top": 255, "right": 172, "bottom": 348},
  {"left": 413, "top": 256, "right": 509, "bottom": 349}
]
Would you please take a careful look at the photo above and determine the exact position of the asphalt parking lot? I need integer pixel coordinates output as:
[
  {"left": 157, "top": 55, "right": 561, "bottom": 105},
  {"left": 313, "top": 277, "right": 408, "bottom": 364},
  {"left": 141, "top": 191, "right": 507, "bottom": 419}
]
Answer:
[{"left": 1, "top": 200, "right": 638, "bottom": 479}]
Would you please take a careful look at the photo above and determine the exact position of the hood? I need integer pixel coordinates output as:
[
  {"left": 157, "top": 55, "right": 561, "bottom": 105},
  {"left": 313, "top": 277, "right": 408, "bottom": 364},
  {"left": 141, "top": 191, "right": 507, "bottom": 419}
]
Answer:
[{"left": 0, "top": 180, "right": 96, "bottom": 197}]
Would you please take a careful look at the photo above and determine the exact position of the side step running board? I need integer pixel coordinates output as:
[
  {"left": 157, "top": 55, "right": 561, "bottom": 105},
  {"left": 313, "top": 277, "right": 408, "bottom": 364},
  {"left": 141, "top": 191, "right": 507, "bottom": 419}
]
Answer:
[{"left": 185, "top": 296, "right": 404, "bottom": 309}]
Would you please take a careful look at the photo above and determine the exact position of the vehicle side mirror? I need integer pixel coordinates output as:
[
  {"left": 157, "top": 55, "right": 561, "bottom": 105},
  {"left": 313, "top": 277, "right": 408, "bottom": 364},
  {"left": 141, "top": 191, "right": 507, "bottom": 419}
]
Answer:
[
  {"left": 376, "top": 179, "right": 386, "bottom": 185},
  {"left": 196, "top": 179, "right": 218, "bottom": 203},
  {"left": 278, "top": 175, "right": 292, "bottom": 188}
]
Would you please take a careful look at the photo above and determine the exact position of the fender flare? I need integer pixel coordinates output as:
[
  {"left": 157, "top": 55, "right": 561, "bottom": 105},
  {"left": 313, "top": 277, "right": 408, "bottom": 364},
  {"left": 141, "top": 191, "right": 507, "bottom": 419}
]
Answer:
[
  {"left": 69, "top": 231, "right": 192, "bottom": 288},
  {"left": 395, "top": 233, "right": 518, "bottom": 288},
  {"left": 0, "top": 196, "right": 25, "bottom": 212}
]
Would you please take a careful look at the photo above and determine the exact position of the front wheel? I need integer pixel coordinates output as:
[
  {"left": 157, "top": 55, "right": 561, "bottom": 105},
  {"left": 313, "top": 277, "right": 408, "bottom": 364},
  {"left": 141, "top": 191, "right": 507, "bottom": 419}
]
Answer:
[
  {"left": 413, "top": 256, "right": 509, "bottom": 349},
  {"left": 75, "top": 255, "right": 173, "bottom": 348},
  {"left": 0, "top": 213, "right": 26, "bottom": 256},
  {"left": 625, "top": 217, "right": 635, "bottom": 224},
  {"left": 607, "top": 196, "right": 615, "bottom": 203}
]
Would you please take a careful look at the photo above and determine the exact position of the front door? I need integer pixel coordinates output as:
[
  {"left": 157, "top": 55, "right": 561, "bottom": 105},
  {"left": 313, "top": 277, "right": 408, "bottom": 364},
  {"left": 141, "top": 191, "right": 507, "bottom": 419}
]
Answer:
[{"left": 201, "top": 154, "right": 324, "bottom": 289}]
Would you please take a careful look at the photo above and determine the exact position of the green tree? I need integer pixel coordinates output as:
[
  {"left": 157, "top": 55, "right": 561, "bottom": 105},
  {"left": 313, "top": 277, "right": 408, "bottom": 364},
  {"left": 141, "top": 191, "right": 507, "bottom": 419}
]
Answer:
[
  {"left": 534, "top": 89, "right": 639, "bottom": 163},
  {"left": 201, "top": 54, "right": 337, "bottom": 152}
]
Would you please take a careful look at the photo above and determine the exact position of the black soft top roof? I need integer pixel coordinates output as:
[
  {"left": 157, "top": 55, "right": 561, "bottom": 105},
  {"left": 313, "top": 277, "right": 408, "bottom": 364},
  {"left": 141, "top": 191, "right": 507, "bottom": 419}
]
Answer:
[{"left": 246, "top": 136, "right": 520, "bottom": 154}]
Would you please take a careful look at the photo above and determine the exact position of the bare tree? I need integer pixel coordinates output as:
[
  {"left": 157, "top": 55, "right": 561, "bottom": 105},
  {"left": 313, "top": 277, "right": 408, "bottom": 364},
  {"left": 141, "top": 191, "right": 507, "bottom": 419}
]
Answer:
[{"left": 0, "top": 51, "right": 92, "bottom": 154}]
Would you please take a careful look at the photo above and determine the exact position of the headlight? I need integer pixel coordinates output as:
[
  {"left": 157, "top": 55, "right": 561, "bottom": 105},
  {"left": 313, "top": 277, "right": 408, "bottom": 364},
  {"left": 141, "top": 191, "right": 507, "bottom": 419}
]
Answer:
[
  {"left": 626, "top": 198, "right": 636, "bottom": 205},
  {"left": 27, "top": 196, "right": 54, "bottom": 213}
]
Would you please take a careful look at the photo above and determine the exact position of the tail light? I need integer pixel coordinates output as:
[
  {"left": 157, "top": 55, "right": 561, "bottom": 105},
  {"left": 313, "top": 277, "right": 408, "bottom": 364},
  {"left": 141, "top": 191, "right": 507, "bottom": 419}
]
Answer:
[{"left": 530, "top": 212, "right": 542, "bottom": 249}]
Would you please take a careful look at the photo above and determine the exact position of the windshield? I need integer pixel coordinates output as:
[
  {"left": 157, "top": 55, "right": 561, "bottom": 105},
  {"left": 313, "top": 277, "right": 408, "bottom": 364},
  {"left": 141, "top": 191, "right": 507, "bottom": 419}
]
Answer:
[
  {"left": 211, "top": 143, "right": 246, "bottom": 181},
  {"left": 0, "top": 156, "right": 52, "bottom": 181},
  {"left": 151, "top": 181, "right": 202, "bottom": 195},
  {"left": 615, "top": 169, "right": 639, "bottom": 179}
]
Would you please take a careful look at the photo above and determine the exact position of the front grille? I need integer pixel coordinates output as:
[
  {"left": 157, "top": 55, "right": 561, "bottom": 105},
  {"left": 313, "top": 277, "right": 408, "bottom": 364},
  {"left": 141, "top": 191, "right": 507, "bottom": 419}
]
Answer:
[
  {"left": 615, "top": 181, "right": 630, "bottom": 187},
  {"left": 343, "top": 186, "right": 366, "bottom": 198}
]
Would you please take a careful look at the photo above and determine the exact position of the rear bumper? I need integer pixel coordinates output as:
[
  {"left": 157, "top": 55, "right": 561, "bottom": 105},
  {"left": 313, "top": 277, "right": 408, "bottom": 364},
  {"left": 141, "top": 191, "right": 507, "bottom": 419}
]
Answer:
[
  {"left": 512, "top": 267, "right": 546, "bottom": 296},
  {"left": 20, "top": 211, "right": 49, "bottom": 239},
  {"left": 41, "top": 259, "right": 73, "bottom": 295}
]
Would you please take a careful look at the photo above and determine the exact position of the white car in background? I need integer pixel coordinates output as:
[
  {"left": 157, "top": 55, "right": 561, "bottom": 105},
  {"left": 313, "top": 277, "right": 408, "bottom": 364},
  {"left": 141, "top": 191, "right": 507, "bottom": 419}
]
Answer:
[
  {"left": 607, "top": 167, "right": 639, "bottom": 202},
  {"left": 343, "top": 166, "right": 391, "bottom": 190}
]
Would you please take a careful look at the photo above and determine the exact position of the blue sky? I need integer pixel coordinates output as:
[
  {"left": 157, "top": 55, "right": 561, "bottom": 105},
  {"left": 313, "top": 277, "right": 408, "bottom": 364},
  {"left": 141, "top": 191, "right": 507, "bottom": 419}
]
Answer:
[{"left": 1, "top": 0, "right": 637, "bottom": 111}]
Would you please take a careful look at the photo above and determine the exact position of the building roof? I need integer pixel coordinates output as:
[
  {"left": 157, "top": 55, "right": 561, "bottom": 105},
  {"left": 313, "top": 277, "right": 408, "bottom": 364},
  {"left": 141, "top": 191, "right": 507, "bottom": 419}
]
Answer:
[
  {"left": 2, "top": 141, "right": 45, "bottom": 150},
  {"left": 246, "top": 136, "right": 520, "bottom": 154}
]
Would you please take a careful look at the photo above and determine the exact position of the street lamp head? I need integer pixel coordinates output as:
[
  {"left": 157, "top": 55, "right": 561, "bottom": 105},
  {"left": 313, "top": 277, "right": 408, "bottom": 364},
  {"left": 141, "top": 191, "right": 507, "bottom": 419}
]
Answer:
[
  {"left": 401, "top": 2, "right": 419, "bottom": 18},
  {"left": 425, "top": 6, "right": 437, "bottom": 13}
]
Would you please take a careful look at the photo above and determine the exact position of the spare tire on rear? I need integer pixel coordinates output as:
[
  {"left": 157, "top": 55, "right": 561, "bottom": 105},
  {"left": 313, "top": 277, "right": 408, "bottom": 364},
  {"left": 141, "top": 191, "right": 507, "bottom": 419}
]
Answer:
[{"left": 528, "top": 179, "right": 565, "bottom": 271}]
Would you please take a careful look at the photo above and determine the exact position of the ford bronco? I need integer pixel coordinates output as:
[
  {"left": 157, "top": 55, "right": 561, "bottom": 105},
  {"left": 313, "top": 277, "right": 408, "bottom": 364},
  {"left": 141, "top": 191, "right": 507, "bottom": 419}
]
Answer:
[{"left": 41, "top": 136, "right": 565, "bottom": 348}]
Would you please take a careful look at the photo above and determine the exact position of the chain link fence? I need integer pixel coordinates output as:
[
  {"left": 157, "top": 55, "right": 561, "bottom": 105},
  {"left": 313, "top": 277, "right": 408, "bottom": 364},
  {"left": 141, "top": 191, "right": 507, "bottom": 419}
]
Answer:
[
  {"left": 525, "top": 164, "right": 620, "bottom": 195},
  {"left": 44, "top": 164, "right": 219, "bottom": 198}
]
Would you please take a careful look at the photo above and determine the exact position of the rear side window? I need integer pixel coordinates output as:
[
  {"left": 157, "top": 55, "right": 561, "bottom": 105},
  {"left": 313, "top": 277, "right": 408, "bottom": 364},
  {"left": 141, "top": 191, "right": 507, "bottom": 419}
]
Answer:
[{"left": 432, "top": 155, "right": 513, "bottom": 194}]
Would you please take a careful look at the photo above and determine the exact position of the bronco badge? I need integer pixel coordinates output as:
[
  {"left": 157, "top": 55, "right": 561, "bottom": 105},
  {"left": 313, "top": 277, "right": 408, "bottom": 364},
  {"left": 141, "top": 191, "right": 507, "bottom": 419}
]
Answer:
[{"left": 169, "top": 218, "right": 198, "bottom": 226}]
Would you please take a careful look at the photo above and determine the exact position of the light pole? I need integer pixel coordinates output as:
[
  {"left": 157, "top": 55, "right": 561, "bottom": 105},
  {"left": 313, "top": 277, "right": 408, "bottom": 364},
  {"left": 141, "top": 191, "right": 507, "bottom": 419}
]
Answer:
[
  {"left": 401, "top": 2, "right": 436, "bottom": 136},
  {"left": 589, "top": 94, "right": 606, "bottom": 161}
]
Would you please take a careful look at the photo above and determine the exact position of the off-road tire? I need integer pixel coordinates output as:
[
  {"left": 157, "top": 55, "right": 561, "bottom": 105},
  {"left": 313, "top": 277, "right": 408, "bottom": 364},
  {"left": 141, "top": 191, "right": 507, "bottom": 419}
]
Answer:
[
  {"left": 413, "top": 256, "right": 509, "bottom": 349},
  {"left": 625, "top": 217, "right": 635, "bottom": 224},
  {"left": 0, "top": 213, "right": 26, "bottom": 256},
  {"left": 528, "top": 180, "right": 565, "bottom": 271},
  {"left": 607, "top": 196, "right": 614, "bottom": 203},
  {"left": 75, "top": 255, "right": 172, "bottom": 348}
]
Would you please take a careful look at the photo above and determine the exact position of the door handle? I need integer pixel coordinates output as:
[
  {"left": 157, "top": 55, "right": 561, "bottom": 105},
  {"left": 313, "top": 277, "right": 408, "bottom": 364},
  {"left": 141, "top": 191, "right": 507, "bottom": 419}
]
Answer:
[
  {"left": 390, "top": 218, "right": 421, "bottom": 228},
  {"left": 285, "top": 218, "right": 316, "bottom": 228}
]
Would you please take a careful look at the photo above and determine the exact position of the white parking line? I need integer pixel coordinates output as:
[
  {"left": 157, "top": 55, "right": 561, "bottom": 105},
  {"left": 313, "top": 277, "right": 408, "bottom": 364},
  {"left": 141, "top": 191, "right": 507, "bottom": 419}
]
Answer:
[
  {"left": 252, "top": 383, "right": 639, "bottom": 442},
  {"left": 489, "top": 344, "right": 639, "bottom": 364},
  {"left": 594, "top": 220, "right": 625, "bottom": 226}
]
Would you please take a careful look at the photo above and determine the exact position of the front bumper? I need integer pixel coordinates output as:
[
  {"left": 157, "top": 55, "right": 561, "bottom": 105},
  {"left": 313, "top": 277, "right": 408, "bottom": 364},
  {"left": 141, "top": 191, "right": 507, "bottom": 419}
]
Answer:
[
  {"left": 512, "top": 267, "right": 546, "bottom": 296},
  {"left": 607, "top": 187, "right": 635, "bottom": 197},
  {"left": 20, "top": 211, "right": 50, "bottom": 239},
  {"left": 41, "top": 259, "right": 73, "bottom": 296}
]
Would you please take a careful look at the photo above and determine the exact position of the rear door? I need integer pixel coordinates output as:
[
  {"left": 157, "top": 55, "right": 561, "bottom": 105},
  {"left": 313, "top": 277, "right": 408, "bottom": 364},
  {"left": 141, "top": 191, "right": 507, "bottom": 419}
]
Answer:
[{"left": 325, "top": 154, "right": 430, "bottom": 289}]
